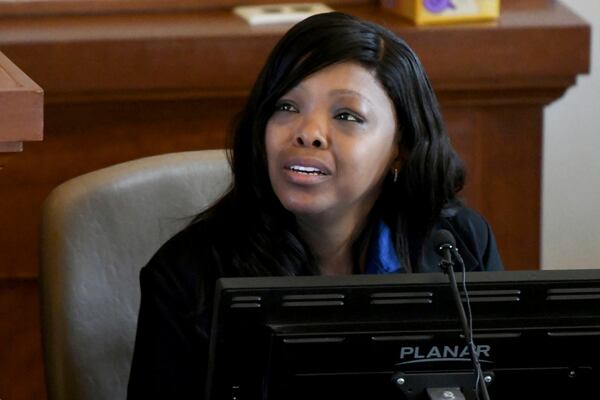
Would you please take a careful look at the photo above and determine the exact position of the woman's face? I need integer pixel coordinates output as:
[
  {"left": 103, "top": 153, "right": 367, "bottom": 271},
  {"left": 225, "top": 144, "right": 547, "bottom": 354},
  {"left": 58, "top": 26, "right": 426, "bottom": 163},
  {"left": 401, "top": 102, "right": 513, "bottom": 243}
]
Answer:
[{"left": 265, "top": 62, "right": 399, "bottom": 222}]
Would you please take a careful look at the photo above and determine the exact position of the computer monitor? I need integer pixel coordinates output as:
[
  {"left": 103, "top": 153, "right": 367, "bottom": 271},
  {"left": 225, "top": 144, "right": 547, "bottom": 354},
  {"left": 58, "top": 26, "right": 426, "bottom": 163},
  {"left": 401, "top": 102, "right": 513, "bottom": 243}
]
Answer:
[{"left": 206, "top": 269, "right": 600, "bottom": 400}]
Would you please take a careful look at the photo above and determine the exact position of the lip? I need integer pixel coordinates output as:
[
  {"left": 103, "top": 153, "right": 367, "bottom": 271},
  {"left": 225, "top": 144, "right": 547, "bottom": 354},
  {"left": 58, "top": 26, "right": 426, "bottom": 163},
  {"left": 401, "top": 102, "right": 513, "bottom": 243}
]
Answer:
[
  {"left": 282, "top": 156, "right": 333, "bottom": 185},
  {"left": 284, "top": 157, "right": 332, "bottom": 175}
]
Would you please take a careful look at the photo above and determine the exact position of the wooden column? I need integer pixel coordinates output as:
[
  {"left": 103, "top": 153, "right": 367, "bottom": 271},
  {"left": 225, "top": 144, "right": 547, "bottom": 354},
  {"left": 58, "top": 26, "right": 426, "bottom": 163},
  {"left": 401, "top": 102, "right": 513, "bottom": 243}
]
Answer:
[{"left": 0, "top": 52, "right": 44, "bottom": 400}]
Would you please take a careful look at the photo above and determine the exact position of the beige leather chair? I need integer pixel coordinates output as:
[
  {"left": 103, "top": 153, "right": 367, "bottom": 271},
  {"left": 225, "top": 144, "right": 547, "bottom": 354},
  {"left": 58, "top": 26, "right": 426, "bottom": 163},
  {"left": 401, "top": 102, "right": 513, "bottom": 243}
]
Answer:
[{"left": 40, "top": 150, "right": 231, "bottom": 400}]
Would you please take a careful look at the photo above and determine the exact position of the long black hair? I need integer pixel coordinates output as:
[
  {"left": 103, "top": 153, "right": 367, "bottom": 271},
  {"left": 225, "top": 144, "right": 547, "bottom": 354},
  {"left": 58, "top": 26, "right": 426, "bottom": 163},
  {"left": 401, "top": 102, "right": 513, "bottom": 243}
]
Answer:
[{"left": 196, "top": 12, "right": 465, "bottom": 275}]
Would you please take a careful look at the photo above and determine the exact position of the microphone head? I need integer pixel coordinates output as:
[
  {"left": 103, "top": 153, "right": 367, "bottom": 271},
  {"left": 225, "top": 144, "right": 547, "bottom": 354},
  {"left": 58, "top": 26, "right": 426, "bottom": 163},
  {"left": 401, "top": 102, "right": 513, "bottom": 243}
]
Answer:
[{"left": 432, "top": 229, "right": 456, "bottom": 256}]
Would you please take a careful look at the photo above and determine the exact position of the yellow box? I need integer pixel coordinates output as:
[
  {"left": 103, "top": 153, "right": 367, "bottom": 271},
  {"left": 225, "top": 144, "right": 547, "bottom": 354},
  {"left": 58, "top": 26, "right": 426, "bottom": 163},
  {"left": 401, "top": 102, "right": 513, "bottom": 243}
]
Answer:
[{"left": 381, "top": 0, "right": 500, "bottom": 25}]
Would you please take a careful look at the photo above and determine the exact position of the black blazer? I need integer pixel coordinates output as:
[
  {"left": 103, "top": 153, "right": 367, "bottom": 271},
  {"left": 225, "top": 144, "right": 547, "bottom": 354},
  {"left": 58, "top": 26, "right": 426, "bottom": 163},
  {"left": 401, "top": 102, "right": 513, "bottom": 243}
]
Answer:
[{"left": 127, "top": 205, "right": 503, "bottom": 399}]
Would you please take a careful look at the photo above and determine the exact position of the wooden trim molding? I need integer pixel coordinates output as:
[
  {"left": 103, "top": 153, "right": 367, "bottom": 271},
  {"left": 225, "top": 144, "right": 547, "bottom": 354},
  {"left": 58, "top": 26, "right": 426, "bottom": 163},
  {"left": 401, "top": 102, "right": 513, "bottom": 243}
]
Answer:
[
  {"left": 0, "top": 142, "right": 24, "bottom": 152},
  {"left": 0, "top": 51, "right": 44, "bottom": 153},
  {"left": 0, "top": 1, "right": 589, "bottom": 105},
  {"left": 0, "top": 0, "right": 549, "bottom": 18},
  {"left": 0, "top": 0, "right": 370, "bottom": 17}
]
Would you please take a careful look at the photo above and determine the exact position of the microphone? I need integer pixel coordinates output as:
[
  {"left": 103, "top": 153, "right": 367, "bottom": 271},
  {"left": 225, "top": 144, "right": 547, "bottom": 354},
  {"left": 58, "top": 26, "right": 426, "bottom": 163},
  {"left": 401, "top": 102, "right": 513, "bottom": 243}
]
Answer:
[
  {"left": 434, "top": 229, "right": 491, "bottom": 400},
  {"left": 432, "top": 229, "right": 456, "bottom": 272}
]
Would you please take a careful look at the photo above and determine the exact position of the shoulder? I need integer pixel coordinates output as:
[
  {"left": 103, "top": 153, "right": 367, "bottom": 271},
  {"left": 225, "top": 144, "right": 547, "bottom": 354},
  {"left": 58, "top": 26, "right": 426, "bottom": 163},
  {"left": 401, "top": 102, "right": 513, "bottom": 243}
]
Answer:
[
  {"left": 440, "top": 204, "right": 491, "bottom": 242},
  {"left": 140, "top": 218, "right": 222, "bottom": 308},
  {"left": 148, "top": 218, "right": 213, "bottom": 263},
  {"left": 422, "top": 203, "right": 504, "bottom": 272},
  {"left": 145, "top": 218, "right": 212, "bottom": 271},
  {"left": 129, "top": 220, "right": 217, "bottom": 398}
]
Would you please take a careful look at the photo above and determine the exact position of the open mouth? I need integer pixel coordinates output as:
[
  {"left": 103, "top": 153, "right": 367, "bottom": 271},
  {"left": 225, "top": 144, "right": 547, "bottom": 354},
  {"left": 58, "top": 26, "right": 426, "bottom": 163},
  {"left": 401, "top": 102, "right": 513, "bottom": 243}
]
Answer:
[{"left": 287, "top": 165, "right": 328, "bottom": 176}]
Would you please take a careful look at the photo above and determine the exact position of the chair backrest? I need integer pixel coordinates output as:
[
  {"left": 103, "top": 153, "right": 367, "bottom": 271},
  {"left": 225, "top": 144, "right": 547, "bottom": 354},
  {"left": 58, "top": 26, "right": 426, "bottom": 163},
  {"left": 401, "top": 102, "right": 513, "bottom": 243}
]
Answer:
[{"left": 40, "top": 150, "right": 232, "bottom": 400}]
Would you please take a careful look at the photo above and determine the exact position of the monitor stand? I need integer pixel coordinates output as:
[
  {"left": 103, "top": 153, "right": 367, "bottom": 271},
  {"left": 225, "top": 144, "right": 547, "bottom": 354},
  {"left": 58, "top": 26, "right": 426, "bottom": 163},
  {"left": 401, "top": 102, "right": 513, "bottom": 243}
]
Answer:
[
  {"left": 392, "top": 371, "right": 492, "bottom": 400},
  {"left": 426, "top": 388, "right": 465, "bottom": 400}
]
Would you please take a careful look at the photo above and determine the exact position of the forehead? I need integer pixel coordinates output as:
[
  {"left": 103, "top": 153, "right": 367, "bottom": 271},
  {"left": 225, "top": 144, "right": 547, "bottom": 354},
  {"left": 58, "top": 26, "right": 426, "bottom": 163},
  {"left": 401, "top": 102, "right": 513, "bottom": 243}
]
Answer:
[{"left": 287, "top": 62, "right": 390, "bottom": 105}]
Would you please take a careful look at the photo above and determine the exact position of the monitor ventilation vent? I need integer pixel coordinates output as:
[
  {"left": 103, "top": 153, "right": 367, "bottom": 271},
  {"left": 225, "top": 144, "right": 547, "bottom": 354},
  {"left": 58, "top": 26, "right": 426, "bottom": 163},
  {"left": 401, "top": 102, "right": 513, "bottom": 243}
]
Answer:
[
  {"left": 230, "top": 295, "right": 262, "bottom": 308},
  {"left": 458, "top": 289, "right": 521, "bottom": 303},
  {"left": 281, "top": 293, "right": 345, "bottom": 307},
  {"left": 370, "top": 291, "right": 433, "bottom": 305},
  {"left": 546, "top": 287, "right": 600, "bottom": 301}
]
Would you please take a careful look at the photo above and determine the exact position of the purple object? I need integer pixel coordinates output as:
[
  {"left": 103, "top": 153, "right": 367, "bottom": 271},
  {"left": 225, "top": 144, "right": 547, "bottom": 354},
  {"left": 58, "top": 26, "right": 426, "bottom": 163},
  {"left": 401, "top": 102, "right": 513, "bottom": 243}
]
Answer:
[{"left": 423, "top": 0, "right": 454, "bottom": 13}]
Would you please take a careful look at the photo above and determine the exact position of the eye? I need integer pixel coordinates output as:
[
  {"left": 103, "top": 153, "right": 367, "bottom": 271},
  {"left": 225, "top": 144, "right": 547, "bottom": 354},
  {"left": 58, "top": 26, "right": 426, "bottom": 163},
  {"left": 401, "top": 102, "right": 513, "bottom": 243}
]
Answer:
[
  {"left": 274, "top": 101, "right": 298, "bottom": 113},
  {"left": 335, "top": 111, "right": 364, "bottom": 123}
]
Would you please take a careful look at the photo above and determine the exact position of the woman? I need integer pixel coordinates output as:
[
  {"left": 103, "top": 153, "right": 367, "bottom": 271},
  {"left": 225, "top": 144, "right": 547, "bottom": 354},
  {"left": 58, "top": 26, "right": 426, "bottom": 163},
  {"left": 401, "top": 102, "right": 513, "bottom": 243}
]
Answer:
[{"left": 127, "top": 11, "right": 502, "bottom": 399}]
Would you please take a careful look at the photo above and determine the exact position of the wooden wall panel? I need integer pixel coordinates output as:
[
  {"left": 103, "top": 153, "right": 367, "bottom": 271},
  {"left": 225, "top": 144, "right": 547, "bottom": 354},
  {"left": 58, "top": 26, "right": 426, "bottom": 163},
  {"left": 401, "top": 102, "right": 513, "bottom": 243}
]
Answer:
[
  {"left": 0, "top": 280, "right": 46, "bottom": 400},
  {"left": 444, "top": 105, "right": 542, "bottom": 268}
]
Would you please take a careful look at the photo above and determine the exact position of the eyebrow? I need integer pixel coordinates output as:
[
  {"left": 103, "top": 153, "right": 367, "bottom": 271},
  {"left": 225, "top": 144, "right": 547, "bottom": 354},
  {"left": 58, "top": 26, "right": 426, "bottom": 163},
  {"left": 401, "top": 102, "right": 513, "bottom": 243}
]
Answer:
[
  {"left": 287, "top": 85, "right": 375, "bottom": 107},
  {"left": 329, "top": 89, "right": 375, "bottom": 107}
]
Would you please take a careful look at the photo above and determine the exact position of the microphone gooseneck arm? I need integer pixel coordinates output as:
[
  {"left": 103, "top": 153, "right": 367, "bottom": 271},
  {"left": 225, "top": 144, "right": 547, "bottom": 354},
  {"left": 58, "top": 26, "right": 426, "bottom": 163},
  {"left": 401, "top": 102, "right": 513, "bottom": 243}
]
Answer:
[{"left": 434, "top": 230, "right": 491, "bottom": 400}]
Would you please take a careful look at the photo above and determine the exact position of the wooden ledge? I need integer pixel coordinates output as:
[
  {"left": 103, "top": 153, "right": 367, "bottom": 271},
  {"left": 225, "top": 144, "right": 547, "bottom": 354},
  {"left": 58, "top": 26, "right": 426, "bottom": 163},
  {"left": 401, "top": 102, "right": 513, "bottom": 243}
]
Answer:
[
  {"left": 0, "top": 1, "right": 589, "bottom": 105},
  {"left": 0, "top": 142, "right": 24, "bottom": 152},
  {"left": 0, "top": 52, "right": 44, "bottom": 153}
]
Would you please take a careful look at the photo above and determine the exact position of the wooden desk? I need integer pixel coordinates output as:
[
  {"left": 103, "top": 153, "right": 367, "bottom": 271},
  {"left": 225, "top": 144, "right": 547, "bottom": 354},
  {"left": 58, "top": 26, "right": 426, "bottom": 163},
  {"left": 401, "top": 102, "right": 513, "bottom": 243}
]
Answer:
[{"left": 0, "top": 1, "right": 590, "bottom": 399}]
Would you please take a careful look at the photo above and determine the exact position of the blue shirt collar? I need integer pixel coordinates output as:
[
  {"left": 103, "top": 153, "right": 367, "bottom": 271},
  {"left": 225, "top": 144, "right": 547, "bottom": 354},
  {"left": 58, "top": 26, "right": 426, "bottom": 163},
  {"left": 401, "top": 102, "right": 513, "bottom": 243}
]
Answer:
[{"left": 364, "top": 220, "right": 403, "bottom": 274}]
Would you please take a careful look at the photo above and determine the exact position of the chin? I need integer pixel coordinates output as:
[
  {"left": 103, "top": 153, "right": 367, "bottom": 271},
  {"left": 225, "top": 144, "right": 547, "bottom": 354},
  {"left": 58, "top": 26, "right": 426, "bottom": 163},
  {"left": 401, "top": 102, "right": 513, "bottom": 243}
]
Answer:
[
  {"left": 282, "top": 203, "right": 324, "bottom": 217},
  {"left": 278, "top": 197, "right": 329, "bottom": 218}
]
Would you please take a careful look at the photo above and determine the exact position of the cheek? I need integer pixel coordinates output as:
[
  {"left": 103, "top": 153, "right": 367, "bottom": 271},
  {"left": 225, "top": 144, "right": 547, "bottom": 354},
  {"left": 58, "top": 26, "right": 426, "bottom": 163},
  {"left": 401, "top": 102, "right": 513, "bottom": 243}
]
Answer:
[
  {"left": 265, "top": 124, "right": 279, "bottom": 169},
  {"left": 341, "top": 136, "right": 396, "bottom": 183},
  {"left": 265, "top": 123, "right": 290, "bottom": 195}
]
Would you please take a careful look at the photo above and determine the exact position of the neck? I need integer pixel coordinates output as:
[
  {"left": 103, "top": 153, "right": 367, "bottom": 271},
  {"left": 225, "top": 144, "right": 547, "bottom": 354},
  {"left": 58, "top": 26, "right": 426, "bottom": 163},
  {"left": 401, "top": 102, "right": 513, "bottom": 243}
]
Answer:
[{"left": 297, "top": 209, "right": 371, "bottom": 276}]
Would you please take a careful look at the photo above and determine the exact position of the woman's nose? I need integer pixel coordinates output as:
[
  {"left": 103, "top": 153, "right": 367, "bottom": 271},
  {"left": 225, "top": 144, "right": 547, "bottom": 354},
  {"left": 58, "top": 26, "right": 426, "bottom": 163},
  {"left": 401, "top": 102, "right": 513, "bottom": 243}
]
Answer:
[
  {"left": 294, "top": 115, "right": 329, "bottom": 149},
  {"left": 295, "top": 136, "right": 324, "bottom": 148}
]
